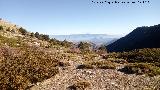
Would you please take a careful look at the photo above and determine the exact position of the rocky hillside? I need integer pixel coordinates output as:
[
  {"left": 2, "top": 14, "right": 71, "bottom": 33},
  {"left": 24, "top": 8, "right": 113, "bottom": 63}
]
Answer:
[
  {"left": 0, "top": 19, "right": 160, "bottom": 90},
  {"left": 107, "top": 24, "right": 160, "bottom": 52}
]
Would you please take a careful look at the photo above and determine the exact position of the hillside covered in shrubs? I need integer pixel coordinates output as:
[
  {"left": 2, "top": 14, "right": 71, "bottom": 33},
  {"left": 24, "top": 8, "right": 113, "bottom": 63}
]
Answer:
[
  {"left": 0, "top": 19, "right": 160, "bottom": 90},
  {"left": 107, "top": 24, "right": 160, "bottom": 52},
  {"left": 0, "top": 19, "right": 75, "bottom": 89},
  {"left": 114, "top": 48, "right": 160, "bottom": 76}
]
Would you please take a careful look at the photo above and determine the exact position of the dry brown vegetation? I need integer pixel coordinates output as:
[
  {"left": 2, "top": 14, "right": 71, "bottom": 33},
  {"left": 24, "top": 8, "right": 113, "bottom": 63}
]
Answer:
[
  {"left": 0, "top": 46, "right": 59, "bottom": 89},
  {"left": 0, "top": 35, "right": 22, "bottom": 47},
  {"left": 0, "top": 22, "right": 75, "bottom": 89},
  {"left": 119, "top": 63, "right": 160, "bottom": 76},
  {"left": 109, "top": 48, "right": 160, "bottom": 76},
  {"left": 117, "top": 48, "right": 160, "bottom": 63}
]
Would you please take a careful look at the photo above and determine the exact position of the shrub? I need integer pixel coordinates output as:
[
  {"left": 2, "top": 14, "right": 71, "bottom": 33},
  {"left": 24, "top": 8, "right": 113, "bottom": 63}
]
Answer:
[
  {"left": 6, "top": 27, "right": 10, "bottom": 31},
  {"left": 0, "top": 35, "right": 21, "bottom": 47},
  {"left": 58, "top": 62, "right": 70, "bottom": 67},
  {"left": 92, "top": 61, "right": 116, "bottom": 69},
  {"left": 41, "top": 34, "right": 50, "bottom": 41},
  {"left": 61, "top": 40, "right": 72, "bottom": 47},
  {"left": 77, "top": 64, "right": 94, "bottom": 69},
  {"left": 30, "top": 32, "right": 35, "bottom": 37},
  {"left": 107, "top": 52, "right": 118, "bottom": 58},
  {"left": 96, "top": 45, "right": 107, "bottom": 55},
  {"left": 98, "top": 45, "right": 107, "bottom": 51},
  {"left": 117, "top": 48, "right": 160, "bottom": 63},
  {"left": 78, "top": 42, "right": 91, "bottom": 52},
  {"left": 34, "top": 32, "right": 50, "bottom": 41},
  {"left": 119, "top": 63, "right": 160, "bottom": 76},
  {"left": 0, "top": 26, "right": 3, "bottom": 30},
  {"left": 68, "top": 81, "right": 90, "bottom": 90},
  {"left": 49, "top": 38, "right": 57, "bottom": 43},
  {"left": 35, "top": 32, "right": 40, "bottom": 39},
  {"left": 108, "top": 58, "right": 128, "bottom": 64},
  {"left": 49, "top": 38, "right": 61, "bottom": 45},
  {"left": 19, "top": 27, "right": 27, "bottom": 35}
]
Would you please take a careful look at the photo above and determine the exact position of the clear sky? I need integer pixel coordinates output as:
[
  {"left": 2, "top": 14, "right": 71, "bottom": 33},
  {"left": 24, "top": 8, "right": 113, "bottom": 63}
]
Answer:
[{"left": 0, "top": 0, "right": 160, "bottom": 35}]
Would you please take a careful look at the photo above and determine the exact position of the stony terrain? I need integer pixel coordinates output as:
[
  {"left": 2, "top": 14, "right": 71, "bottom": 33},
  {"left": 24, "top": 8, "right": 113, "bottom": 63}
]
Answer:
[{"left": 30, "top": 54, "right": 160, "bottom": 90}]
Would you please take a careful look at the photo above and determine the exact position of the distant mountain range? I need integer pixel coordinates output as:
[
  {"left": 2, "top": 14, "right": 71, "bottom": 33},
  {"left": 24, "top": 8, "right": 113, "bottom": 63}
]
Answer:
[
  {"left": 50, "top": 34, "right": 122, "bottom": 45},
  {"left": 107, "top": 24, "right": 160, "bottom": 52}
]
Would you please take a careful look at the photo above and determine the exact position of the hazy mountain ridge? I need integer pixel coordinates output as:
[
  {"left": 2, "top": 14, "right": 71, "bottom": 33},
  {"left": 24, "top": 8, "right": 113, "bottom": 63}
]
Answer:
[
  {"left": 107, "top": 24, "right": 160, "bottom": 52},
  {"left": 50, "top": 34, "right": 122, "bottom": 45}
]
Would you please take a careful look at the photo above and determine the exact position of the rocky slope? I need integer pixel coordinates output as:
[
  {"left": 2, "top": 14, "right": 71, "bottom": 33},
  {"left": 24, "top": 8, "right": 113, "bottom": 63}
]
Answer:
[
  {"left": 31, "top": 56, "right": 160, "bottom": 90},
  {"left": 0, "top": 19, "right": 160, "bottom": 90}
]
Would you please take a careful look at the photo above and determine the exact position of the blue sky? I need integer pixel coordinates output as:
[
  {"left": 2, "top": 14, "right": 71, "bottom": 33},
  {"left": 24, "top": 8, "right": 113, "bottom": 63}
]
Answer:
[{"left": 0, "top": 0, "right": 160, "bottom": 35}]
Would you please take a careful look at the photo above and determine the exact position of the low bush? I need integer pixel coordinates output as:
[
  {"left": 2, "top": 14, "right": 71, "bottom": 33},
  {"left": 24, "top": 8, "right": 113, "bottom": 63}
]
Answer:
[
  {"left": 41, "top": 34, "right": 50, "bottom": 41},
  {"left": 35, "top": 32, "right": 40, "bottom": 39},
  {"left": 0, "top": 35, "right": 21, "bottom": 47},
  {"left": 68, "top": 81, "right": 90, "bottom": 90},
  {"left": 61, "top": 40, "right": 73, "bottom": 47},
  {"left": 98, "top": 45, "right": 107, "bottom": 51},
  {"left": 91, "top": 61, "right": 116, "bottom": 69},
  {"left": 78, "top": 42, "right": 92, "bottom": 53},
  {"left": 58, "top": 61, "right": 70, "bottom": 67},
  {"left": 120, "top": 63, "right": 160, "bottom": 76},
  {"left": 117, "top": 48, "right": 160, "bottom": 63},
  {"left": 0, "top": 26, "right": 3, "bottom": 30},
  {"left": 49, "top": 38, "right": 61, "bottom": 46},
  {"left": 30, "top": 32, "right": 35, "bottom": 37},
  {"left": 19, "top": 27, "right": 27, "bottom": 35},
  {"left": 108, "top": 58, "right": 128, "bottom": 64},
  {"left": 77, "top": 64, "right": 94, "bottom": 69}
]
